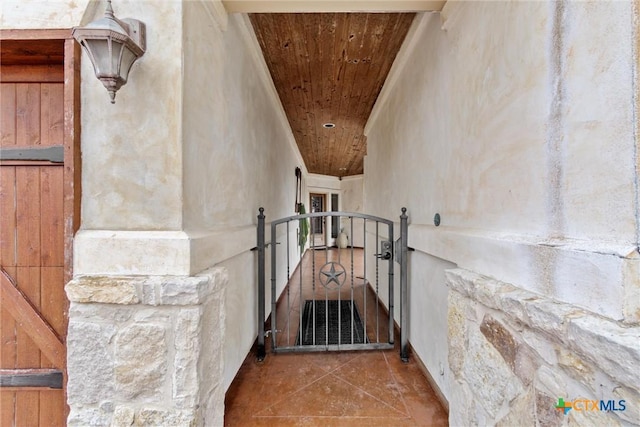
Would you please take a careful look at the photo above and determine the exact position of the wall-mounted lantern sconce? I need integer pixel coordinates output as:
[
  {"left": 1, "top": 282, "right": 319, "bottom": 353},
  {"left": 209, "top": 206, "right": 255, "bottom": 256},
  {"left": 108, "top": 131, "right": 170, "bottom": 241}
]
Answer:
[{"left": 72, "top": 0, "right": 146, "bottom": 103}]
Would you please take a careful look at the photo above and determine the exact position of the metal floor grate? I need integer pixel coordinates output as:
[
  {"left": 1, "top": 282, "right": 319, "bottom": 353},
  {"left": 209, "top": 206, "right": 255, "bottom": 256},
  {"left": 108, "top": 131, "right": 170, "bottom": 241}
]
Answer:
[{"left": 296, "top": 300, "right": 367, "bottom": 346}]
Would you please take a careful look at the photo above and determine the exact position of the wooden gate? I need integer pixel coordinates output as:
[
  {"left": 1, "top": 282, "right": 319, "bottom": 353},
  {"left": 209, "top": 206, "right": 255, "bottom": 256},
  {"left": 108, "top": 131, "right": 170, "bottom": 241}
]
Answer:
[{"left": 1, "top": 32, "right": 80, "bottom": 426}]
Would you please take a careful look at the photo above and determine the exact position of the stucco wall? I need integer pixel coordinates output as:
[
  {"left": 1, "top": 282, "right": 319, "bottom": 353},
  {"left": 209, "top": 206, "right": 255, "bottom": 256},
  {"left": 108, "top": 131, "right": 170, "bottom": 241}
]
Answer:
[
  {"left": 71, "top": 0, "right": 193, "bottom": 276},
  {"left": 0, "top": 0, "right": 97, "bottom": 28},
  {"left": 368, "top": 2, "right": 636, "bottom": 244},
  {"left": 182, "top": 11, "right": 303, "bottom": 232},
  {"left": 340, "top": 176, "right": 363, "bottom": 213},
  {"left": 71, "top": 2, "right": 305, "bottom": 279},
  {"left": 181, "top": 5, "right": 307, "bottom": 389},
  {"left": 364, "top": 0, "right": 639, "bottom": 401},
  {"left": 341, "top": 175, "right": 365, "bottom": 247},
  {"left": 80, "top": 0, "right": 185, "bottom": 231}
]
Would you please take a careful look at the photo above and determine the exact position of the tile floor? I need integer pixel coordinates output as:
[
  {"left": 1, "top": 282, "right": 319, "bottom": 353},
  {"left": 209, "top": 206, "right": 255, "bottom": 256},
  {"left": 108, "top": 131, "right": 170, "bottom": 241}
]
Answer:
[{"left": 224, "top": 249, "right": 449, "bottom": 426}]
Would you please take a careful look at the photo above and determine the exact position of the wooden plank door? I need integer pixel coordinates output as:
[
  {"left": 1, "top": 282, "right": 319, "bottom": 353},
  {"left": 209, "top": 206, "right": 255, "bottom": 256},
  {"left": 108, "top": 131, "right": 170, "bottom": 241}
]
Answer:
[{"left": 1, "top": 57, "right": 68, "bottom": 426}]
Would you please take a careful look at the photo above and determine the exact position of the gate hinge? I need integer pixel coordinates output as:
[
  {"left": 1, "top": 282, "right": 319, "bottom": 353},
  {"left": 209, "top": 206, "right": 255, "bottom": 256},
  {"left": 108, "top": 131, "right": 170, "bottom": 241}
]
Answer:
[
  {"left": 394, "top": 239, "right": 415, "bottom": 264},
  {"left": 251, "top": 241, "right": 281, "bottom": 251},
  {"left": 264, "top": 329, "right": 280, "bottom": 337}
]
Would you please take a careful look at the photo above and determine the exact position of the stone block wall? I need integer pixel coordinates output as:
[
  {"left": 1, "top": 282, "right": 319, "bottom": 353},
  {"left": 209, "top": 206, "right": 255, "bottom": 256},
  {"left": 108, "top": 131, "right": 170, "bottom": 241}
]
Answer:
[
  {"left": 447, "top": 268, "right": 640, "bottom": 426},
  {"left": 65, "top": 268, "right": 227, "bottom": 426}
]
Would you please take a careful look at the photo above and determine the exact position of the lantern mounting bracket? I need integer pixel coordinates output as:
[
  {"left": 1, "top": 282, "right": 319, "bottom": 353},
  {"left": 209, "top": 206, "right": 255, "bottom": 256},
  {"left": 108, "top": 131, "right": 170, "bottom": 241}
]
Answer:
[{"left": 120, "top": 18, "right": 146, "bottom": 52}]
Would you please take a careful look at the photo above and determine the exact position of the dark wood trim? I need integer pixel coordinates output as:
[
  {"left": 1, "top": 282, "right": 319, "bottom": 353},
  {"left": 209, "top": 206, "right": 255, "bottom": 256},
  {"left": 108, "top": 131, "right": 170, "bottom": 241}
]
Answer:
[
  {"left": 63, "top": 35, "right": 81, "bottom": 421},
  {"left": 0, "top": 29, "right": 72, "bottom": 40},
  {"left": 0, "top": 146, "right": 64, "bottom": 163},
  {"left": 63, "top": 37, "right": 81, "bottom": 285},
  {"left": 0, "top": 387, "right": 64, "bottom": 393},
  {"left": 0, "top": 64, "right": 65, "bottom": 82},
  {"left": 0, "top": 270, "right": 66, "bottom": 370},
  {"left": 0, "top": 160, "right": 63, "bottom": 167},
  {"left": 0, "top": 369, "right": 63, "bottom": 389}
]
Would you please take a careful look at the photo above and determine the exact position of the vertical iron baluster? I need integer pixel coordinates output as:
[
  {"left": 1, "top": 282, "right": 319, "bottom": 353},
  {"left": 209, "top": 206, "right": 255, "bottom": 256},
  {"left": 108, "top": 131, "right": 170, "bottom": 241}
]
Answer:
[
  {"left": 375, "top": 221, "right": 380, "bottom": 343},
  {"left": 363, "top": 218, "right": 367, "bottom": 343},
  {"left": 286, "top": 220, "right": 290, "bottom": 346},
  {"left": 271, "top": 221, "right": 278, "bottom": 351},
  {"left": 325, "top": 216, "right": 329, "bottom": 261},
  {"left": 337, "top": 215, "right": 342, "bottom": 347},
  {"left": 324, "top": 216, "right": 330, "bottom": 347},
  {"left": 312, "top": 214, "right": 316, "bottom": 346},
  {"left": 350, "top": 216, "right": 354, "bottom": 344},
  {"left": 299, "top": 219, "right": 303, "bottom": 348},
  {"left": 400, "top": 208, "right": 409, "bottom": 362},
  {"left": 257, "top": 208, "right": 265, "bottom": 361},
  {"left": 388, "top": 221, "right": 395, "bottom": 345},
  {"left": 325, "top": 216, "right": 330, "bottom": 346}
]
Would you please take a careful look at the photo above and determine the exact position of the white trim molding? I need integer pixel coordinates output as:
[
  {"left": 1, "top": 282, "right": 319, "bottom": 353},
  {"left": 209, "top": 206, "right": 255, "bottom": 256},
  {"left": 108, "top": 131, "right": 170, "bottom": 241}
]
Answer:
[
  {"left": 223, "top": 0, "right": 446, "bottom": 13},
  {"left": 202, "top": 0, "right": 229, "bottom": 31}
]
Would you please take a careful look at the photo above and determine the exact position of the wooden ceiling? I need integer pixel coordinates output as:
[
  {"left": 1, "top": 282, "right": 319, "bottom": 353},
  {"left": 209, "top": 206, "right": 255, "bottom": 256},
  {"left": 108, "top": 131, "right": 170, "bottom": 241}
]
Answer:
[{"left": 250, "top": 13, "right": 415, "bottom": 177}]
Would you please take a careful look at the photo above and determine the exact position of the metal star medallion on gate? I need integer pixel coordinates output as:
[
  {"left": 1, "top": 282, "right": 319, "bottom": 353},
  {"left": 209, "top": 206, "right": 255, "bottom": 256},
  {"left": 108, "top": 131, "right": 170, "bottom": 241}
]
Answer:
[{"left": 319, "top": 262, "right": 346, "bottom": 289}]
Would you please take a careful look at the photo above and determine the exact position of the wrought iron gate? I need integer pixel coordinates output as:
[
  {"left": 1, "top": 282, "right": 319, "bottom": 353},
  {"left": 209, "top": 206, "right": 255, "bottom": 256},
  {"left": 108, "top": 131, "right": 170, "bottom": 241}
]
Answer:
[{"left": 256, "top": 208, "right": 409, "bottom": 361}]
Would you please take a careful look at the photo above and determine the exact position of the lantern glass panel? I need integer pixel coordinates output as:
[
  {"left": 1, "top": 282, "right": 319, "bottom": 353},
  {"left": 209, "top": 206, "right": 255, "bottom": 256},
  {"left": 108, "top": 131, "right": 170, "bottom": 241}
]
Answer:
[
  {"left": 83, "top": 38, "right": 112, "bottom": 77},
  {"left": 119, "top": 45, "right": 138, "bottom": 83}
]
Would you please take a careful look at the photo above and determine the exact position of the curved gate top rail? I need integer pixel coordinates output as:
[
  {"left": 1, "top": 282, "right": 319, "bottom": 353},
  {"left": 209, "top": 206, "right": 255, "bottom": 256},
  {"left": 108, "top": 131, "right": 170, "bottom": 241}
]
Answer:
[
  {"left": 256, "top": 207, "right": 409, "bottom": 362},
  {"left": 270, "top": 211, "right": 395, "bottom": 228}
]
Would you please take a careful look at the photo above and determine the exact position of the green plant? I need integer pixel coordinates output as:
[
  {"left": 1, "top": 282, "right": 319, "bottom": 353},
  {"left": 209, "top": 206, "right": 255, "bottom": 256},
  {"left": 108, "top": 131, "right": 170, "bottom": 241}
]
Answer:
[{"left": 297, "top": 203, "right": 309, "bottom": 255}]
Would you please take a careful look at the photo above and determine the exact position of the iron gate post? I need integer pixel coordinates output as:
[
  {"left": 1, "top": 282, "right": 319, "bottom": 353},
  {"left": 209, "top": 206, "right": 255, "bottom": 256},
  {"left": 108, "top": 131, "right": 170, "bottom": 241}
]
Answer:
[
  {"left": 388, "top": 229, "right": 395, "bottom": 345},
  {"left": 270, "top": 221, "right": 278, "bottom": 351},
  {"left": 400, "top": 208, "right": 409, "bottom": 362},
  {"left": 257, "top": 208, "right": 266, "bottom": 361}
]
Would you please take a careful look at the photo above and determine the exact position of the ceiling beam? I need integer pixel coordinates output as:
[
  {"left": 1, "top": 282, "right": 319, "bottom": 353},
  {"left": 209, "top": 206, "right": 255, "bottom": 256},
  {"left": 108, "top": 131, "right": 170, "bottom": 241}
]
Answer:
[{"left": 222, "top": 1, "right": 446, "bottom": 13}]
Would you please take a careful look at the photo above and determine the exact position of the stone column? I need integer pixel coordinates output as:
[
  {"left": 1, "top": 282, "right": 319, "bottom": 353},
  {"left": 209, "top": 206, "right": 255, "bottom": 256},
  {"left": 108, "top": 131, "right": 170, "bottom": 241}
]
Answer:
[{"left": 65, "top": 268, "right": 227, "bottom": 426}]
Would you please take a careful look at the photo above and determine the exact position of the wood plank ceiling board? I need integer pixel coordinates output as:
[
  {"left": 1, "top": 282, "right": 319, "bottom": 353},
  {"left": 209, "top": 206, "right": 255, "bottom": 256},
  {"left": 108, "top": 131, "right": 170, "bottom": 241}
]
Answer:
[{"left": 250, "top": 13, "right": 415, "bottom": 177}]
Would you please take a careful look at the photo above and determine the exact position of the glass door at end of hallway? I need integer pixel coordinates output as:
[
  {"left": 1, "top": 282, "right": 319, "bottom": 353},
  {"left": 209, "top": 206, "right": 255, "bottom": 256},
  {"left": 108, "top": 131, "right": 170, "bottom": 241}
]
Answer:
[{"left": 310, "top": 193, "right": 325, "bottom": 247}]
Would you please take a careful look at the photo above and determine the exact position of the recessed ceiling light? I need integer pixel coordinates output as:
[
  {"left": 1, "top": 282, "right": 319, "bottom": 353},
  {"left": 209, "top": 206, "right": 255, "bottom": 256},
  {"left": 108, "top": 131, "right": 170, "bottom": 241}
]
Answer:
[
  {"left": 339, "top": 167, "right": 347, "bottom": 171},
  {"left": 323, "top": 123, "right": 335, "bottom": 129}
]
